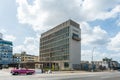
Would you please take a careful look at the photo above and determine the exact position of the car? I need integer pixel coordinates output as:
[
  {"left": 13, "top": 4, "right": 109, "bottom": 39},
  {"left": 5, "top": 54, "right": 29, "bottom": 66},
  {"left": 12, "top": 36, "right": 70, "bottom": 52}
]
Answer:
[{"left": 11, "top": 68, "right": 35, "bottom": 75}]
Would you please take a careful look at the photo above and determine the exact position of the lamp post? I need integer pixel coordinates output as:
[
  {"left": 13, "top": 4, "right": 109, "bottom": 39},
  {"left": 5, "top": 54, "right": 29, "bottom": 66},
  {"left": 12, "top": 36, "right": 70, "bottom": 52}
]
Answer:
[{"left": 91, "top": 47, "right": 96, "bottom": 72}]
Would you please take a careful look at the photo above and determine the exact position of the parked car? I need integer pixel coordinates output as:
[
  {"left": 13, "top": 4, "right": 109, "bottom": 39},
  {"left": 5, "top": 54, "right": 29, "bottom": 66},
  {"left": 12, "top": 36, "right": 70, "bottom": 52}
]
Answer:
[{"left": 11, "top": 68, "right": 35, "bottom": 75}]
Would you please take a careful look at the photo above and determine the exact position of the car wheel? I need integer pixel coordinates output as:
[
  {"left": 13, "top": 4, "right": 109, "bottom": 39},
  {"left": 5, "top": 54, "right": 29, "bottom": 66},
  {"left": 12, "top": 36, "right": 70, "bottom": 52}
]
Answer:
[
  {"left": 27, "top": 72, "right": 33, "bottom": 75},
  {"left": 12, "top": 72, "right": 19, "bottom": 75}
]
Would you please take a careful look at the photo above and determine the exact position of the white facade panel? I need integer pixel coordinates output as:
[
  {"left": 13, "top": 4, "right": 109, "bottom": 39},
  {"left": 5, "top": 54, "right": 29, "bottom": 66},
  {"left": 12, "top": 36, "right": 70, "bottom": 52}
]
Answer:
[{"left": 69, "top": 25, "right": 81, "bottom": 69}]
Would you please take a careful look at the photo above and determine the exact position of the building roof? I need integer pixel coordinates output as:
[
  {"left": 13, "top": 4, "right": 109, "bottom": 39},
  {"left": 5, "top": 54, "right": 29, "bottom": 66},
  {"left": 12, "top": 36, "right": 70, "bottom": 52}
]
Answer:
[
  {"left": 41, "top": 19, "right": 80, "bottom": 37},
  {"left": 0, "top": 39, "right": 12, "bottom": 46}
]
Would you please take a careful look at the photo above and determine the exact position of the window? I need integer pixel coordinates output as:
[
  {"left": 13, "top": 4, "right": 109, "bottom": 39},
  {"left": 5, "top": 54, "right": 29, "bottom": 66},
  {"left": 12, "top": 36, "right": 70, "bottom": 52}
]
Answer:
[
  {"left": 64, "top": 62, "right": 69, "bottom": 68},
  {"left": 72, "top": 33, "right": 80, "bottom": 41},
  {"left": 73, "top": 33, "right": 79, "bottom": 38}
]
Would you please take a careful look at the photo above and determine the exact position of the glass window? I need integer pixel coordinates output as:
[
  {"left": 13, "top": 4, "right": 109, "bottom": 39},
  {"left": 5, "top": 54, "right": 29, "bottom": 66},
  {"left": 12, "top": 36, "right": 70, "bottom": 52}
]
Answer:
[
  {"left": 72, "top": 33, "right": 80, "bottom": 41},
  {"left": 64, "top": 62, "right": 69, "bottom": 68}
]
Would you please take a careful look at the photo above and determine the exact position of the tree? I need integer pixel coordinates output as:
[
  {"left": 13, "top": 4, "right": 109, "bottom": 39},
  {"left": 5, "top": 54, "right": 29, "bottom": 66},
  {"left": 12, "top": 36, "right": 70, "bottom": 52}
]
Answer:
[{"left": 102, "top": 57, "right": 112, "bottom": 62}]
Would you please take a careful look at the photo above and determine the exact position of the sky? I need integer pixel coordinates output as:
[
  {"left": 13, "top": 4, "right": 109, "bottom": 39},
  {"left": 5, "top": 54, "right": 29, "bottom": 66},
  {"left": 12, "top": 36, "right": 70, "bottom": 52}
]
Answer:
[{"left": 0, "top": 0, "right": 120, "bottom": 62}]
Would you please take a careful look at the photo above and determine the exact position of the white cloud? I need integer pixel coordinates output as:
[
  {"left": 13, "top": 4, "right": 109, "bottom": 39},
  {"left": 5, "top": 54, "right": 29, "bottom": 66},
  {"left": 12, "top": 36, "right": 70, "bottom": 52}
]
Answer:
[
  {"left": 15, "top": 0, "right": 120, "bottom": 61},
  {"left": 0, "top": 29, "right": 16, "bottom": 41},
  {"left": 14, "top": 36, "right": 39, "bottom": 55},
  {"left": 81, "top": 22, "right": 109, "bottom": 47},
  {"left": 81, "top": 49, "right": 120, "bottom": 62},
  {"left": 0, "top": 29, "right": 7, "bottom": 34},
  {"left": 16, "top": 0, "right": 49, "bottom": 32},
  {"left": 108, "top": 32, "right": 120, "bottom": 51},
  {"left": 80, "top": 22, "right": 110, "bottom": 61},
  {"left": 116, "top": 13, "right": 120, "bottom": 27},
  {"left": 80, "top": 0, "right": 120, "bottom": 21},
  {"left": 24, "top": 37, "right": 35, "bottom": 44},
  {"left": 81, "top": 0, "right": 120, "bottom": 11},
  {"left": 16, "top": 0, "right": 120, "bottom": 32},
  {"left": 4, "top": 35, "right": 16, "bottom": 42},
  {"left": 14, "top": 45, "right": 25, "bottom": 53},
  {"left": 81, "top": 49, "right": 109, "bottom": 61},
  {"left": 118, "top": 22, "right": 120, "bottom": 26}
]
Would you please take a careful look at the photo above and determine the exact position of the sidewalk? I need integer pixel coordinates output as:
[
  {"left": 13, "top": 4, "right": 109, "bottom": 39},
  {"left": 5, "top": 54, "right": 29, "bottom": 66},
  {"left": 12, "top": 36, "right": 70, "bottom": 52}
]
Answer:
[
  {"left": 52, "top": 70, "right": 89, "bottom": 74},
  {"left": 1, "top": 68, "right": 13, "bottom": 72},
  {"left": 1, "top": 68, "right": 118, "bottom": 74}
]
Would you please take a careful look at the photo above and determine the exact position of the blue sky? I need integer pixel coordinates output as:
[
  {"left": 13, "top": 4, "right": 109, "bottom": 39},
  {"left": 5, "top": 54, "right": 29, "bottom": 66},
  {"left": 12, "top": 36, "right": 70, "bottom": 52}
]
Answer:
[
  {"left": 0, "top": 0, "right": 36, "bottom": 44},
  {"left": 0, "top": 0, "right": 120, "bottom": 62}
]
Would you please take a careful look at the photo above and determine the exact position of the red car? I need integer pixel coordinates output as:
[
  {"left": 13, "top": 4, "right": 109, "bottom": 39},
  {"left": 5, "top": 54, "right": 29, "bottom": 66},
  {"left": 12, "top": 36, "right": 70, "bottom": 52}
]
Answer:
[{"left": 11, "top": 68, "right": 35, "bottom": 75}]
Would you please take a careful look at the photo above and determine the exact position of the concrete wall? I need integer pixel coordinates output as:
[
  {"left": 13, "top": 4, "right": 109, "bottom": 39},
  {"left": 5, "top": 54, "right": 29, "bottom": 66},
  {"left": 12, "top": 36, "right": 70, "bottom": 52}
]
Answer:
[{"left": 69, "top": 25, "right": 81, "bottom": 69}]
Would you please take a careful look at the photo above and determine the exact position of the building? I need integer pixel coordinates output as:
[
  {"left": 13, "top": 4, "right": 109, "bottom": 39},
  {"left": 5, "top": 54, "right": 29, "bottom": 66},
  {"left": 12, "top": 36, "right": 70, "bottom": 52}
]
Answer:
[
  {"left": 0, "top": 33, "right": 13, "bottom": 67},
  {"left": 11, "top": 52, "right": 39, "bottom": 69},
  {"left": 13, "top": 53, "right": 21, "bottom": 64},
  {"left": 79, "top": 61, "right": 90, "bottom": 71},
  {"left": 40, "top": 20, "right": 81, "bottom": 70},
  {"left": 92, "top": 60, "right": 120, "bottom": 71},
  {"left": 20, "top": 52, "right": 39, "bottom": 68},
  {"left": 111, "top": 61, "right": 120, "bottom": 68},
  {"left": 20, "top": 52, "right": 39, "bottom": 63},
  {"left": 21, "top": 55, "right": 39, "bottom": 62}
]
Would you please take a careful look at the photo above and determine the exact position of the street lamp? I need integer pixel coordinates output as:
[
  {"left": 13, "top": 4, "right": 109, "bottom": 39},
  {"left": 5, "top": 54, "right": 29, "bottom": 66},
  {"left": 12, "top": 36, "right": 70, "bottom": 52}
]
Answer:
[{"left": 91, "top": 47, "right": 96, "bottom": 72}]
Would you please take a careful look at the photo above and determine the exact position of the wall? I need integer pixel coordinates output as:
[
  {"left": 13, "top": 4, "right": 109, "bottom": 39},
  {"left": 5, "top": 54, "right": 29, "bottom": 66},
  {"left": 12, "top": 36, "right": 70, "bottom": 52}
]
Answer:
[{"left": 69, "top": 25, "right": 81, "bottom": 69}]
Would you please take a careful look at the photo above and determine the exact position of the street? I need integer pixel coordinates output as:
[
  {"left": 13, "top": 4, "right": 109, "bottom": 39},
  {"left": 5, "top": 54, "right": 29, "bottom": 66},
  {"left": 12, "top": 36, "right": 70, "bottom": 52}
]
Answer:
[
  {"left": 61, "top": 72, "right": 120, "bottom": 80},
  {"left": 0, "top": 69, "right": 120, "bottom": 80}
]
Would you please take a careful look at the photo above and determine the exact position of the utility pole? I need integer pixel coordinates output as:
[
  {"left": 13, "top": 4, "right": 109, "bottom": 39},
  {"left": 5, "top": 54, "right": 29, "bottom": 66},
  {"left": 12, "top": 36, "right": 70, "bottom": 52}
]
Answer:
[{"left": 91, "top": 47, "right": 96, "bottom": 72}]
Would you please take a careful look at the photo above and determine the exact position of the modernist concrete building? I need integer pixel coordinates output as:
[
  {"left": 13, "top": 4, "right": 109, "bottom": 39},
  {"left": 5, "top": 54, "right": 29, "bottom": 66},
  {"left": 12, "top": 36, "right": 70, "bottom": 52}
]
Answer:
[
  {"left": 40, "top": 20, "right": 81, "bottom": 70},
  {"left": 0, "top": 33, "right": 13, "bottom": 67}
]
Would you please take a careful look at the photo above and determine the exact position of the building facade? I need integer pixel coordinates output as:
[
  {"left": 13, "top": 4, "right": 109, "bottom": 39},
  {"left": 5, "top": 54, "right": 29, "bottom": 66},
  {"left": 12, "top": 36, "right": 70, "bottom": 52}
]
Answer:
[
  {"left": 20, "top": 52, "right": 39, "bottom": 63},
  {"left": 12, "top": 52, "right": 39, "bottom": 69},
  {"left": 13, "top": 53, "right": 21, "bottom": 64},
  {"left": 40, "top": 20, "right": 81, "bottom": 70},
  {"left": 0, "top": 33, "right": 13, "bottom": 67}
]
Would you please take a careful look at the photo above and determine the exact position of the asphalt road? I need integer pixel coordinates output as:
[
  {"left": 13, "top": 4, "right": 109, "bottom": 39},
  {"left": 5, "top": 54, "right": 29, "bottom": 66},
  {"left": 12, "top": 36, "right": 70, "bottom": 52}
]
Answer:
[
  {"left": 60, "top": 71, "right": 120, "bottom": 80},
  {"left": 62, "top": 77, "right": 120, "bottom": 80},
  {"left": 0, "top": 69, "right": 120, "bottom": 80}
]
